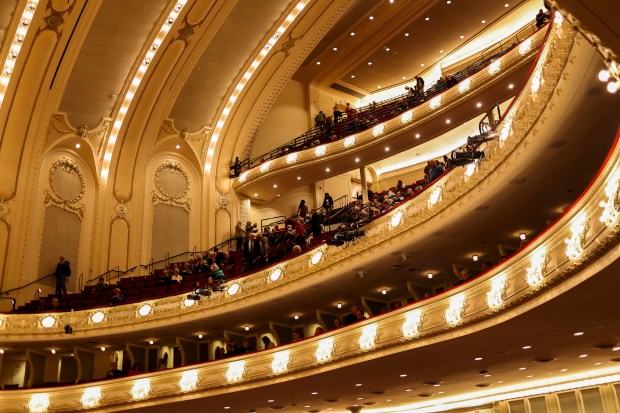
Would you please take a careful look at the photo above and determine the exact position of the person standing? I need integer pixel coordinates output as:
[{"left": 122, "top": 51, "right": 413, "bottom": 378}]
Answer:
[
  {"left": 322, "top": 193, "right": 334, "bottom": 216},
  {"left": 54, "top": 256, "right": 71, "bottom": 296}
]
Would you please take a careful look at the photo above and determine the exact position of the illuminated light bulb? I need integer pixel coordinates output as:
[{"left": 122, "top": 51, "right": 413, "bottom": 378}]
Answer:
[
  {"left": 91, "top": 311, "right": 105, "bottom": 323},
  {"left": 427, "top": 273, "right": 433, "bottom": 279},
  {"left": 269, "top": 268, "right": 282, "bottom": 281},
  {"left": 337, "top": 303, "right": 342, "bottom": 309},
  {"left": 138, "top": 304, "right": 152, "bottom": 317},
  {"left": 100, "top": 347, "right": 105, "bottom": 352},
  {"left": 519, "top": 233, "right": 526, "bottom": 240},
  {"left": 381, "top": 288, "right": 387, "bottom": 295},
  {"left": 607, "top": 81, "right": 619, "bottom": 94},
  {"left": 75, "top": 143, "right": 80, "bottom": 149},
  {"left": 50, "top": 349, "right": 56, "bottom": 354},
  {"left": 294, "top": 314, "right": 299, "bottom": 320},
  {"left": 472, "top": 255, "right": 479, "bottom": 262},
  {"left": 244, "top": 325, "right": 250, "bottom": 331},
  {"left": 227, "top": 283, "right": 240, "bottom": 295},
  {"left": 598, "top": 70, "right": 611, "bottom": 82}
]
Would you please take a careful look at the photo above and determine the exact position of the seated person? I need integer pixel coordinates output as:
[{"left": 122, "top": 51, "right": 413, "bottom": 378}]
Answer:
[
  {"left": 93, "top": 276, "right": 109, "bottom": 291},
  {"left": 210, "top": 263, "right": 226, "bottom": 283},
  {"left": 156, "top": 267, "right": 171, "bottom": 284},
  {"left": 180, "top": 262, "right": 192, "bottom": 278},
  {"left": 110, "top": 288, "right": 125, "bottom": 304},
  {"left": 106, "top": 362, "right": 123, "bottom": 378},
  {"left": 170, "top": 264, "right": 182, "bottom": 283}
]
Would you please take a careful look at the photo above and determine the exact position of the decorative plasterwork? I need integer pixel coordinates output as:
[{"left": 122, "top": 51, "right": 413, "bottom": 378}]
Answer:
[
  {"left": 1, "top": 17, "right": 578, "bottom": 341},
  {"left": 45, "top": 157, "right": 86, "bottom": 219},
  {"left": 46, "top": 113, "right": 112, "bottom": 156},
  {"left": 114, "top": 201, "right": 129, "bottom": 222},
  {"left": 37, "top": 0, "right": 75, "bottom": 38},
  {"left": 216, "top": 191, "right": 230, "bottom": 216},
  {"left": 152, "top": 161, "right": 191, "bottom": 212},
  {"left": 158, "top": 120, "right": 209, "bottom": 159},
  {"left": 0, "top": 199, "right": 10, "bottom": 222},
  {"left": 1, "top": 18, "right": 619, "bottom": 412},
  {"left": 275, "top": 31, "right": 302, "bottom": 58}
]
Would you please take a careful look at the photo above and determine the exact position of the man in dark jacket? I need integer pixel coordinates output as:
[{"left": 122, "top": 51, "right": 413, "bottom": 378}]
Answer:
[{"left": 55, "top": 256, "right": 71, "bottom": 296}]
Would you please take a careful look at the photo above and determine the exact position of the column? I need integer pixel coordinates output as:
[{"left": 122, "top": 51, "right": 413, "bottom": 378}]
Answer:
[{"left": 359, "top": 167, "right": 368, "bottom": 204}]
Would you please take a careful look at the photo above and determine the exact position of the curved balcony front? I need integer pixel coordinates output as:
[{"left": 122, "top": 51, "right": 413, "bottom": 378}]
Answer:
[
  {"left": 2, "top": 15, "right": 620, "bottom": 412},
  {"left": 232, "top": 26, "right": 549, "bottom": 202}
]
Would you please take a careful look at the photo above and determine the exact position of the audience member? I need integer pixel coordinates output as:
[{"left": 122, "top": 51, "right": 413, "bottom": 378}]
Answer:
[
  {"left": 322, "top": 192, "right": 334, "bottom": 215},
  {"left": 262, "top": 336, "right": 276, "bottom": 349},
  {"left": 94, "top": 276, "right": 109, "bottom": 291},
  {"left": 110, "top": 288, "right": 125, "bottom": 304},
  {"left": 297, "top": 200, "right": 308, "bottom": 219},
  {"left": 106, "top": 362, "right": 123, "bottom": 378}
]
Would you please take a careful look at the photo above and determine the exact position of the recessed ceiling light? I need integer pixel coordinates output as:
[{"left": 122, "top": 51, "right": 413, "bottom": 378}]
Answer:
[
  {"left": 400, "top": 374, "right": 407, "bottom": 377},
  {"left": 385, "top": 47, "right": 390, "bottom": 52},
  {"left": 355, "top": 383, "right": 363, "bottom": 387},
  {"left": 527, "top": 375, "right": 533, "bottom": 378},
  {"left": 294, "top": 314, "right": 300, "bottom": 320},
  {"left": 460, "top": 35, "right": 464, "bottom": 39},
  {"left": 472, "top": 255, "right": 479, "bottom": 261},
  {"left": 149, "top": 340, "right": 154, "bottom": 345},
  {"left": 439, "top": 50, "right": 444, "bottom": 53},
  {"left": 522, "top": 345, "right": 532, "bottom": 349},
  {"left": 254, "top": 193, "right": 258, "bottom": 197},
  {"left": 420, "top": 63, "right": 425, "bottom": 67},
  {"left": 384, "top": 147, "right": 390, "bottom": 151},
  {"left": 368, "top": 61, "right": 372, "bottom": 65},
  {"left": 425, "top": 17, "right": 430, "bottom": 21},
  {"left": 100, "top": 346, "right": 105, "bottom": 351},
  {"left": 337, "top": 303, "right": 342, "bottom": 308},
  {"left": 356, "top": 397, "right": 364, "bottom": 400},
  {"left": 277, "top": 194, "right": 280, "bottom": 197},
  {"left": 198, "top": 334, "right": 203, "bottom": 339},
  {"left": 613, "top": 347, "right": 620, "bottom": 351},
  {"left": 316, "top": 61, "right": 321, "bottom": 65},
  {"left": 224, "top": 407, "right": 230, "bottom": 410},
  {"left": 446, "top": 0, "right": 451, "bottom": 3},
  {"left": 561, "top": 368, "right": 568, "bottom": 372},
  {"left": 75, "top": 143, "right": 81, "bottom": 149},
  {"left": 427, "top": 272, "right": 433, "bottom": 279},
  {"left": 402, "top": 76, "right": 407, "bottom": 79},
  {"left": 519, "top": 367, "right": 526, "bottom": 370},
  {"left": 297, "top": 176, "right": 301, "bottom": 180},
  {"left": 369, "top": 16, "right": 374, "bottom": 20},
  {"left": 497, "top": 380, "right": 504, "bottom": 383},
  {"left": 579, "top": 354, "right": 588, "bottom": 358},
  {"left": 476, "top": 102, "right": 482, "bottom": 108},
  {"left": 505, "top": 3, "right": 509, "bottom": 7},
  {"left": 354, "top": 158, "right": 360, "bottom": 162},
  {"left": 325, "top": 167, "right": 331, "bottom": 172},
  {"left": 273, "top": 184, "right": 278, "bottom": 188},
  {"left": 481, "top": 20, "right": 486, "bottom": 24},
  {"left": 351, "top": 75, "right": 356, "bottom": 78},
  {"left": 508, "top": 83, "right": 514, "bottom": 89},
  {"left": 311, "top": 391, "right": 318, "bottom": 395},
  {"left": 519, "top": 232, "right": 527, "bottom": 240},
  {"left": 475, "top": 357, "right": 483, "bottom": 361},
  {"left": 389, "top": 0, "right": 394, "bottom": 3},
  {"left": 175, "top": 144, "right": 180, "bottom": 149},
  {"left": 377, "top": 86, "right": 382, "bottom": 89},
  {"left": 381, "top": 288, "right": 387, "bottom": 295},
  {"left": 350, "top": 32, "right": 355, "bottom": 36},
  {"left": 405, "top": 33, "right": 410, "bottom": 37},
  {"left": 268, "top": 400, "right": 274, "bottom": 403},
  {"left": 415, "top": 133, "right": 421, "bottom": 138},
  {"left": 445, "top": 119, "right": 451, "bottom": 124},
  {"left": 244, "top": 325, "right": 250, "bottom": 331},
  {"left": 595, "top": 362, "right": 602, "bottom": 365},
  {"left": 574, "top": 331, "right": 584, "bottom": 336},
  {"left": 333, "top": 47, "right": 338, "bottom": 51},
  {"left": 405, "top": 389, "right": 412, "bottom": 392}
]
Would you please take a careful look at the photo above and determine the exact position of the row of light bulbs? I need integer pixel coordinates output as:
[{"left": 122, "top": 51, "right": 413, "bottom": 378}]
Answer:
[{"left": 597, "top": 61, "right": 619, "bottom": 93}]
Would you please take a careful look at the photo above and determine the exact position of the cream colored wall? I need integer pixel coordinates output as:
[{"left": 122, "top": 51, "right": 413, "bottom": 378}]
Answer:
[
  {"left": 250, "top": 184, "right": 315, "bottom": 227},
  {"left": 250, "top": 80, "right": 310, "bottom": 159}
]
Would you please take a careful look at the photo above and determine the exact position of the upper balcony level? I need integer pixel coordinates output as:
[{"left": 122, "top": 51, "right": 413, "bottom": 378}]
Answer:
[{"left": 232, "top": 21, "right": 549, "bottom": 202}]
